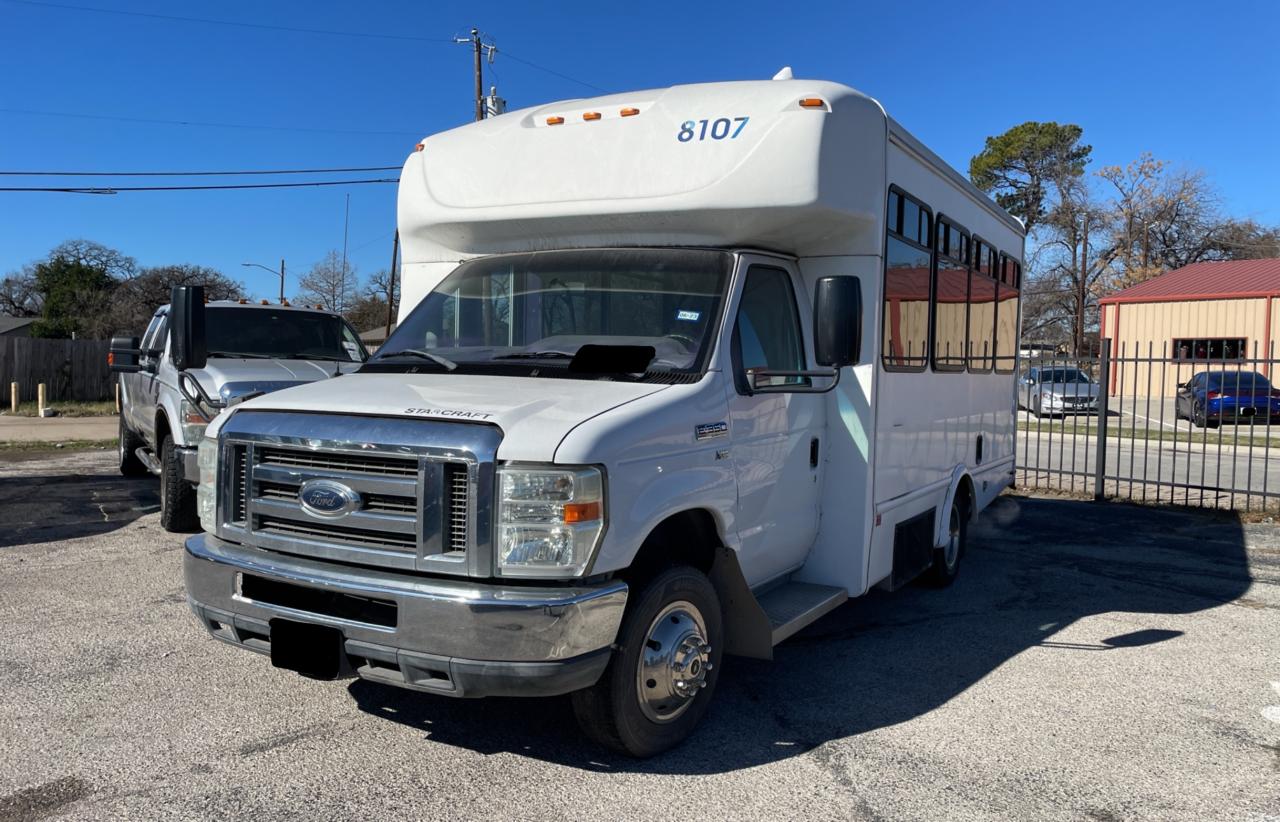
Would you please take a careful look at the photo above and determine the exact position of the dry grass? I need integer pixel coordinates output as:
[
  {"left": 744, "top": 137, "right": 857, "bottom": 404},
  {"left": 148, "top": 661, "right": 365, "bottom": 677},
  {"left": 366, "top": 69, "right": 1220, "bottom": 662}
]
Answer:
[{"left": 1, "top": 400, "right": 117, "bottom": 418}]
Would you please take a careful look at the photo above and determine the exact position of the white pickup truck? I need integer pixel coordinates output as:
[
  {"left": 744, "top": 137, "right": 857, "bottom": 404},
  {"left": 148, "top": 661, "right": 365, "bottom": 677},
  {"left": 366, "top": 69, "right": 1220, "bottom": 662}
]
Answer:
[
  {"left": 110, "top": 300, "right": 367, "bottom": 531},
  {"left": 179, "top": 76, "right": 1023, "bottom": 756}
]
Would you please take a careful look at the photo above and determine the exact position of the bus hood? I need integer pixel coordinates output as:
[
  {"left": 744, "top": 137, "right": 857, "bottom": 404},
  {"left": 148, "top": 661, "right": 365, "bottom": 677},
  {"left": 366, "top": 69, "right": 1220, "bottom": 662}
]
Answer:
[
  {"left": 189, "top": 358, "right": 357, "bottom": 404},
  {"left": 215, "top": 372, "right": 672, "bottom": 462}
]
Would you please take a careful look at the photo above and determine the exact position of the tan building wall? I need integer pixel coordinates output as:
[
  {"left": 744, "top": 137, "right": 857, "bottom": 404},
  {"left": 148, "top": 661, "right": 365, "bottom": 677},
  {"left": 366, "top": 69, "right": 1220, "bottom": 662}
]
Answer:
[{"left": 1099, "top": 296, "right": 1277, "bottom": 397}]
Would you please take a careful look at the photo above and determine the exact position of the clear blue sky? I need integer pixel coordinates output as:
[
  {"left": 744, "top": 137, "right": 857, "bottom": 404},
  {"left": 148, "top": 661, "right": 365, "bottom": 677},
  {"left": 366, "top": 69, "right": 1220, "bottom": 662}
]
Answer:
[{"left": 2, "top": 0, "right": 1278, "bottom": 301}]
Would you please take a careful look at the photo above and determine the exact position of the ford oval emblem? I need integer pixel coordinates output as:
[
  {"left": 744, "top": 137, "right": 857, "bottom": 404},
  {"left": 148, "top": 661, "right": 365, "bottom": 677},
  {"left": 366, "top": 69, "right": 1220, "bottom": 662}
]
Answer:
[{"left": 298, "top": 478, "right": 362, "bottom": 519}]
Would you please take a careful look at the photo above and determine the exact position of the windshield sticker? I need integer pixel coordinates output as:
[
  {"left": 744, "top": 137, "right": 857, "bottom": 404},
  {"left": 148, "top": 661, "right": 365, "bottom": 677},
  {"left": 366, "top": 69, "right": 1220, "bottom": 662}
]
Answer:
[{"left": 676, "top": 310, "right": 701, "bottom": 322}]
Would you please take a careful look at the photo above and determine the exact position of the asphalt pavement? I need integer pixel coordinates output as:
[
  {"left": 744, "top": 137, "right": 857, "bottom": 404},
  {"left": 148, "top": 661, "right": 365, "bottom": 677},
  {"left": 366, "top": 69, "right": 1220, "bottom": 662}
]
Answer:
[{"left": 1, "top": 450, "right": 1279, "bottom": 821}]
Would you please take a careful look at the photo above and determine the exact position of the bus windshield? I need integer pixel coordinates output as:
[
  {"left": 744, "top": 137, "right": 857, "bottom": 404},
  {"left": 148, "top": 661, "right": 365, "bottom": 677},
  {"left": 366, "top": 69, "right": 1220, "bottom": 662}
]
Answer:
[
  {"left": 205, "top": 308, "right": 366, "bottom": 362},
  {"left": 374, "top": 249, "right": 733, "bottom": 378}
]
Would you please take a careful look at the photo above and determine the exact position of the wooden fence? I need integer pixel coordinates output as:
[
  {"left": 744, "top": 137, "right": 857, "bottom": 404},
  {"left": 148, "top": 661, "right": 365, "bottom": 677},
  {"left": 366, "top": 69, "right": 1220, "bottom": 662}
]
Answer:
[{"left": 0, "top": 337, "right": 116, "bottom": 402}]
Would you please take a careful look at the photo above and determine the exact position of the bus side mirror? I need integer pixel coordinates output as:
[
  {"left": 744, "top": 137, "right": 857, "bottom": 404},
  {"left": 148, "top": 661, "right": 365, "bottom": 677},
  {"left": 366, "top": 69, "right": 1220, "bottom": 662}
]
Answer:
[
  {"left": 813, "top": 276, "right": 862, "bottom": 368},
  {"left": 170, "top": 285, "right": 207, "bottom": 371},
  {"left": 108, "top": 336, "right": 142, "bottom": 373}
]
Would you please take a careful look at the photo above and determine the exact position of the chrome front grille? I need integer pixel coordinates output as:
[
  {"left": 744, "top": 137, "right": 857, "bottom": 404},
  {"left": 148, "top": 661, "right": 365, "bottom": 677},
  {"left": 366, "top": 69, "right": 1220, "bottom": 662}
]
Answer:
[
  {"left": 256, "top": 447, "right": 419, "bottom": 478},
  {"left": 216, "top": 412, "right": 500, "bottom": 578},
  {"left": 444, "top": 463, "right": 469, "bottom": 553}
]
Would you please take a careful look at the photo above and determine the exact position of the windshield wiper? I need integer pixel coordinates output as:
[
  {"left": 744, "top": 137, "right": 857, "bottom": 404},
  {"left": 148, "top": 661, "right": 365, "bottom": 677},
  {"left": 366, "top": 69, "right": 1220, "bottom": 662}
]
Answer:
[
  {"left": 493, "top": 351, "right": 574, "bottom": 361},
  {"left": 207, "top": 351, "right": 274, "bottom": 359},
  {"left": 373, "top": 348, "right": 458, "bottom": 370}
]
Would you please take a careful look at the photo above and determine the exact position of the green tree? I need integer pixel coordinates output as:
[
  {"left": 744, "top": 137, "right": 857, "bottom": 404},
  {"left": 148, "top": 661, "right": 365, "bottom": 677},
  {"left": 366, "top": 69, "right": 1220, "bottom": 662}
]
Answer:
[
  {"left": 969, "top": 122, "right": 1092, "bottom": 232},
  {"left": 31, "top": 256, "right": 116, "bottom": 338}
]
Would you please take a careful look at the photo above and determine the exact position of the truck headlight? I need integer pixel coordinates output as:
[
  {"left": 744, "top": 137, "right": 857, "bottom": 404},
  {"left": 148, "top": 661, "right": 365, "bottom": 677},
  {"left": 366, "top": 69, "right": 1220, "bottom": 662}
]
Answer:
[
  {"left": 180, "top": 399, "right": 210, "bottom": 444},
  {"left": 495, "top": 465, "right": 604, "bottom": 578},
  {"left": 196, "top": 435, "right": 218, "bottom": 533}
]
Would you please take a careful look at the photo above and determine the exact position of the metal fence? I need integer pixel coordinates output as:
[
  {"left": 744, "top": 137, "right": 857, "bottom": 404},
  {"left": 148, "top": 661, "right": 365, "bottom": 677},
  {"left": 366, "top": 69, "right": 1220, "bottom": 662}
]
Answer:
[{"left": 1016, "top": 338, "right": 1280, "bottom": 512}]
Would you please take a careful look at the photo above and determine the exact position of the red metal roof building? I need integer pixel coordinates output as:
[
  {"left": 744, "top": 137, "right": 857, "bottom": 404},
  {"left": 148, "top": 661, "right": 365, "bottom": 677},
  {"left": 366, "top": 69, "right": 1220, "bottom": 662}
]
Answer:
[{"left": 1098, "top": 258, "right": 1280, "bottom": 394}]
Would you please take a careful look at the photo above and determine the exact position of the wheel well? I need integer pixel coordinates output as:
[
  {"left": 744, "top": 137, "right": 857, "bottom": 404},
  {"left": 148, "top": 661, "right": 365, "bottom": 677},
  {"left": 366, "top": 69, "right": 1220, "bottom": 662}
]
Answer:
[
  {"left": 954, "top": 474, "right": 976, "bottom": 520},
  {"left": 154, "top": 410, "right": 171, "bottom": 447},
  {"left": 621, "top": 509, "right": 720, "bottom": 586}
]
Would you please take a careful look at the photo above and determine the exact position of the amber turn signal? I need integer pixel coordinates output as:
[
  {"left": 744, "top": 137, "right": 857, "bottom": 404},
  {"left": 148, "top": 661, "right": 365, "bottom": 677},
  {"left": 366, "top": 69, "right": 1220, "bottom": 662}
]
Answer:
[
  {"left": 563, "top": 501, "right": 601, "bottom": 523},
  {"left": 799, "top": 98, "right": 826, "bottom": 108}
]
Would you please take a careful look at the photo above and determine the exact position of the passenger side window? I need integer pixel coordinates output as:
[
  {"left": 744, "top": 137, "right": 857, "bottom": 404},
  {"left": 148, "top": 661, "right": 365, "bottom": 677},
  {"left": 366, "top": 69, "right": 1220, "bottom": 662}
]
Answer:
[
  {"left": 882, "top": 187, "right": 932, "bottom": 371},
  {"left": 734, "top": 266, "right": 806, "bottom": 388}
]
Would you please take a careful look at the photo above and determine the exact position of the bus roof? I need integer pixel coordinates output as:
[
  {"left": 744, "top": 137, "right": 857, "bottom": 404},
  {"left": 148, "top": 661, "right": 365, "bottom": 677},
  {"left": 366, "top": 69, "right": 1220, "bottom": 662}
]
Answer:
[{"left": 398, "top": 77, "right": 1022, "bottom": 264}]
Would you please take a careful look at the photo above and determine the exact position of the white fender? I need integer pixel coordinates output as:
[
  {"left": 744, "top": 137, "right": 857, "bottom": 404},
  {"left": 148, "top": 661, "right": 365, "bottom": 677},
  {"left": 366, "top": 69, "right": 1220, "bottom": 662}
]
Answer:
[{"left": 934, "top": 464, "right": 973, "bottom": 549}]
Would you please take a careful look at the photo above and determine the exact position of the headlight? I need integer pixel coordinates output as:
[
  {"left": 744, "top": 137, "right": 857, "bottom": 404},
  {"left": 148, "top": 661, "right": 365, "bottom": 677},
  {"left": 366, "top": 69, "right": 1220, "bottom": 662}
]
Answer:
[
  {"left": 196, "top": 435, "right": 218, "bottom": 533},
  {"left": 495, "top": 465, "right": 604, "bottom": 578},
  {"left": 180, "top": 399, "right": 210, "bottom": 444},
  {"left": 1044, "top": 392, "right": 1061, "bottom": 401}
]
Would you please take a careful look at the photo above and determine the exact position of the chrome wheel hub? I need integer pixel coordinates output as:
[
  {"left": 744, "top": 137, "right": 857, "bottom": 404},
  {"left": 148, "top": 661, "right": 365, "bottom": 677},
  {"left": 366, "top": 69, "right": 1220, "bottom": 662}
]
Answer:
[
  {"left": 636, "top": 600, "right": 711, "bottom": 723},
  {"left": 944, "top": 507, "right": 961, "bottom": 569}
]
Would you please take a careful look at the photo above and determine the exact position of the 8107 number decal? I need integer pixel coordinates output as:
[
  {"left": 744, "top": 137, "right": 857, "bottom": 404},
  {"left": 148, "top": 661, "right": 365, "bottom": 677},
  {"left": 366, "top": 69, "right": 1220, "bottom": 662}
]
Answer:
[{"left": 678, "top": 117, "right": 749, "bottom": 142}]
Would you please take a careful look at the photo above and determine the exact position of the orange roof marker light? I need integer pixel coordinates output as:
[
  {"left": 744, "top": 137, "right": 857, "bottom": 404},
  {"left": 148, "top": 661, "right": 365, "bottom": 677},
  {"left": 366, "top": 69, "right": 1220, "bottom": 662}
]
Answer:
[
  {"left": 238, "top": 298, "right": 249, "bottom": 304},
  {"left": 260, "top": 299, "right": 270, "bottom": 305},
  {"left": 799, "top": 98, "right": 826, "bottom": 108},
  {"left": 546, "top": 116, "right": 564, "bottom": 125},
  {"left": 414, "top": 142, "right": 425, "bottom": 152},
  {"left": 582, "top": 111, "right": 602, "bottom": 121},
  {"left": 619, "top": 107, "right": 640, "bottom": 117}
]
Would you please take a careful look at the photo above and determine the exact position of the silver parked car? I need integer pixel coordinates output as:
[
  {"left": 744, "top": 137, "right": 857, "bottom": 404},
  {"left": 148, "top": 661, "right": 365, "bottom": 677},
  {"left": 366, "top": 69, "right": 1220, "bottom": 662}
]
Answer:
[{"left": 1019, "top": 366, "right": 1101, "bottom": 417}]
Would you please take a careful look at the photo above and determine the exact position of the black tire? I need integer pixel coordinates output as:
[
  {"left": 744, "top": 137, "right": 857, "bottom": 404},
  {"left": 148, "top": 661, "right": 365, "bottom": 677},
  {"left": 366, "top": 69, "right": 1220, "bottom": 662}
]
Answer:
[
  {"left": 159, "top": 434, "right": 198, "bottom": 532},
  {"left": 923, "top": 499, "right": 966, "bottom": 588},
  {"left": 118, "top": 416, "right": 149, "bottom": 478},
  {"left": 571, "top": 565, "right": 723, "bottom": 758}
]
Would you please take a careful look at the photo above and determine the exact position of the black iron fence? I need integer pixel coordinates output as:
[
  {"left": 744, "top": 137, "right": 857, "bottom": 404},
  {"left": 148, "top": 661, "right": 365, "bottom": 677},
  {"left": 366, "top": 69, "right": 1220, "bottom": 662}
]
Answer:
[{"left": 1016, "top": 338, "right": 1280, "bottom": 512}]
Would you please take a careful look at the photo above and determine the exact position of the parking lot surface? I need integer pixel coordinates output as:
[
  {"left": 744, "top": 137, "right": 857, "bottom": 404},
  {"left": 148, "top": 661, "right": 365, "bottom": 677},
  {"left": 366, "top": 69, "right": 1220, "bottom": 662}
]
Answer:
[{"left": 1, "top": 449, "right": 1278, "bottom": 821}]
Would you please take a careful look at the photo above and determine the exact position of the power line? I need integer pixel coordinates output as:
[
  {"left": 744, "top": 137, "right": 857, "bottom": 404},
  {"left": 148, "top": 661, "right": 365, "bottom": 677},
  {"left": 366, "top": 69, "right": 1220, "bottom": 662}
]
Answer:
[
  {"left": 6, "top": 0, "right": 609, "bottom": 95},
  {"left": 0, "top": 178, "right": 398, "bottom": 193},
  {"left": 0, "top": 166, "right": 401, "bottom": 177},
  {"left": 2, "top": 0, "right": 457, "bottom": 43},
  {"left": 500, "top": 49, "right": 610, "bottom": 93},
  {"left": 0, "top": 107, "right": 420, "bottom": 137}
]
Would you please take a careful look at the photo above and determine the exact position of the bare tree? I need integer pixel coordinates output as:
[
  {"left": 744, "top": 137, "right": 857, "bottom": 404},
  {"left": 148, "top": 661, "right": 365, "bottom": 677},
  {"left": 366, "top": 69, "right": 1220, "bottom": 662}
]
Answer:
[
  {"left": 0, "top": 265, "right": 42, "bottom": 317},
  {"left": 296, "top": 251, "right": 357, "bottom": 314},
  {"left": 48, "top": 239, "right": 137, "bottom": 279},
  {"left": 108, "top": 265, "right": 244, "bottom": 335},
  {"left": 344, "top": 270, "right": 399, "bottom": 332}
]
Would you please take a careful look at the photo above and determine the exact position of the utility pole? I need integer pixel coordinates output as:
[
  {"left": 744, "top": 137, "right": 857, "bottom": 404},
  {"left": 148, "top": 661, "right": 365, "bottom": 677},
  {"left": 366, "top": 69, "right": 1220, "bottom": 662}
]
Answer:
[
  {"left": 455, "top": 28, "right": 497, "bottom": 122},
  {"left": 472, "top": 27, "right": 483, "bottom": 122},
  {"left": 340, "top": 193, "right": 350, "bottom": 312},
  {"left": 385, "top": 231, "right": 399, "bottom": 339},
  {"left": 278, "top": 258, "right": 285, "bottom": 303}
]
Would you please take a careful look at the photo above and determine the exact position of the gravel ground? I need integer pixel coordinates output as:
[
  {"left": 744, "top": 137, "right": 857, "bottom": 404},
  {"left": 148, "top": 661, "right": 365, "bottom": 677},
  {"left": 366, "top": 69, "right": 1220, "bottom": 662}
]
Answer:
[{"left": 1, "top": 450, "right": 1278, "bottom": 821}]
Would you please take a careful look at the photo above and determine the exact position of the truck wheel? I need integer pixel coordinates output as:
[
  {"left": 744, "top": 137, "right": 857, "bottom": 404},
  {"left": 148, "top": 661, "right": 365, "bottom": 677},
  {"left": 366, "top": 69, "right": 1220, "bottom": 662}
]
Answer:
[
  {"left": 159, "top": 435, "right": 198, "bottom": 532},
  {"left": 118, "top": 417, "right": 149, "bottom": 478},
  {"left": 923, "top": 499, "right": 966, "bottom": 588},
  {"left": 570, "top": 565, "right": 723, "bottom": 758}
]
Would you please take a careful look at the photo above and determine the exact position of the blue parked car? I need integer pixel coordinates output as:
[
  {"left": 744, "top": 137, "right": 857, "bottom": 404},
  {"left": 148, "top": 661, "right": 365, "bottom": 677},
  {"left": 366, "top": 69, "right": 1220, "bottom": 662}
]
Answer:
[{"left": 1175, "top": 370, "right": 1280, "bottom": 428}]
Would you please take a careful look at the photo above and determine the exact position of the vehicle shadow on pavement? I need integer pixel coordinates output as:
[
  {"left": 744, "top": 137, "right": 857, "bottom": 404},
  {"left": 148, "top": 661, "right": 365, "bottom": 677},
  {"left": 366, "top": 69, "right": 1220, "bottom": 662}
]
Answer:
[
  {"left": 0, "top": 470, "right": 159, "bottom": 548},
  {"left": 348, "top": 494, "right": 1253, "bottom": 774}
]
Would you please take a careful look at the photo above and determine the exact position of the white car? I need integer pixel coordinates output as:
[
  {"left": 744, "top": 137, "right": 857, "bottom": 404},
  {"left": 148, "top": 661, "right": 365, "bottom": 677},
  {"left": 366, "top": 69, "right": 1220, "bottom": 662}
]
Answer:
[{"left": 1019, "top": 366, "right": 1101, "bottom": 417}]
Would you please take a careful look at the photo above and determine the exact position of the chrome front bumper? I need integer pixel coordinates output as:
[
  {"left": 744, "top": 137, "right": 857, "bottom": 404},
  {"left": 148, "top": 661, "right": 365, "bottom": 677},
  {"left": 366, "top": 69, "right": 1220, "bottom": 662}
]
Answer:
[{"left": 184, "top": 533, "right": 627, "bottom": 697}]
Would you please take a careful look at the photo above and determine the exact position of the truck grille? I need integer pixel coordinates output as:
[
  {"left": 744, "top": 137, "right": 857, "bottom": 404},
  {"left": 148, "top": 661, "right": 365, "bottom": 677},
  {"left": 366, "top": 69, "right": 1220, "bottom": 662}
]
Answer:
[
  {"left": 225, "top": 443, "right": 472, "bottom": 570},
  {"left": 216, "top": 411, "right": 499, "bottom": 578},
  {"left": 256, "top": 447, "right": 419, "bottom": 478}
]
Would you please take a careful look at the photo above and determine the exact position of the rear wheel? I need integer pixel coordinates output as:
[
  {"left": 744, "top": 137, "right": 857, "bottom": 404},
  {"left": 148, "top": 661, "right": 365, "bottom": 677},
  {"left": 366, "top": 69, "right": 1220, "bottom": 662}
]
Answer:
[
  {"left": 118, "top": 416, "right": 149, "bottom": 477},
  {"left": 159, "top": 435, "right": 198, "bottom": 532},
  {"left": 923, "top": 499, "right": 966, "bottom": 588},
  {"left": 571, "top": 565, "right": 723, "bottom": 758}
]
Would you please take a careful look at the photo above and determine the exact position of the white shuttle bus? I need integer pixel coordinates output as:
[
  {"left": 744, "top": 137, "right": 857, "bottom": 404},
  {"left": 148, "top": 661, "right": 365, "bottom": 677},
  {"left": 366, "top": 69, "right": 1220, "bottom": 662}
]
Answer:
[{"left": 181, "top": 74, "right": 1025, "bottom": 756}]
